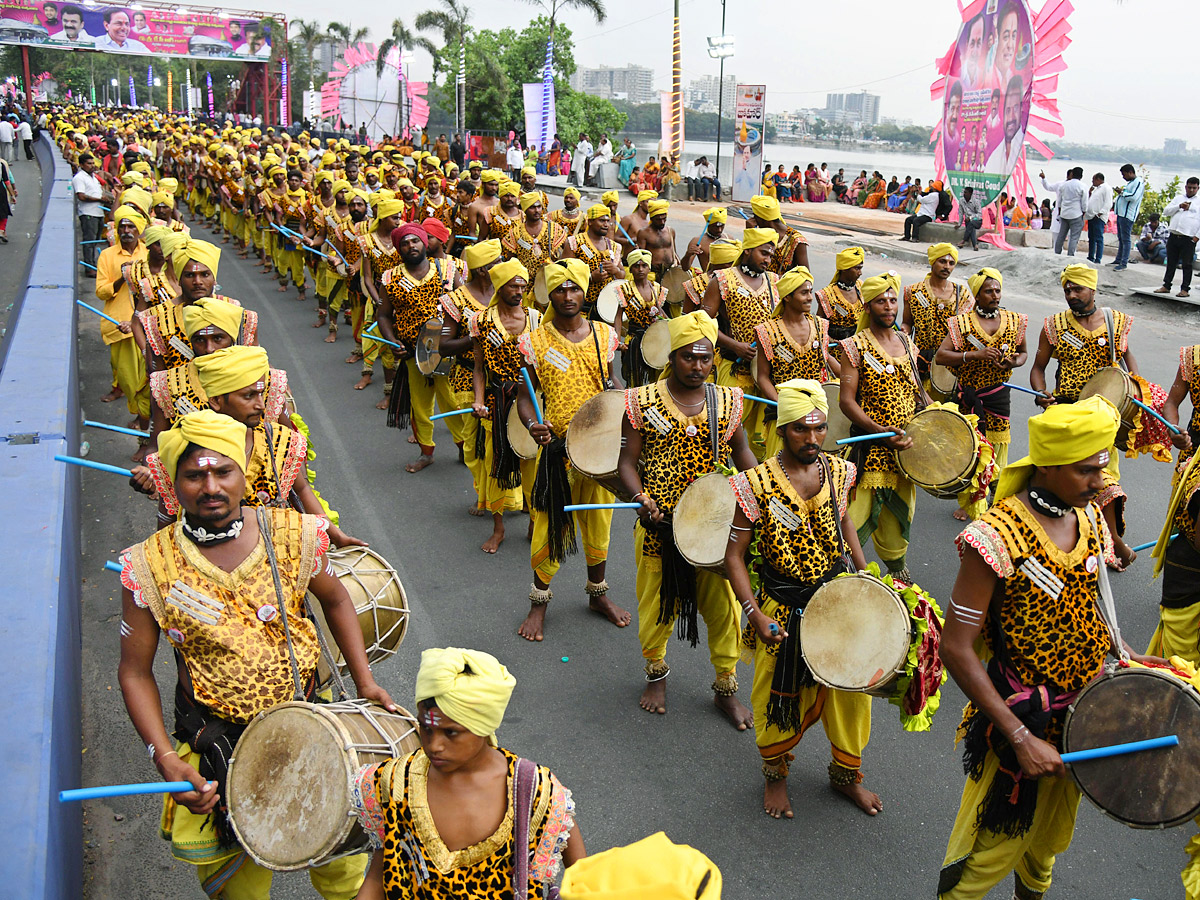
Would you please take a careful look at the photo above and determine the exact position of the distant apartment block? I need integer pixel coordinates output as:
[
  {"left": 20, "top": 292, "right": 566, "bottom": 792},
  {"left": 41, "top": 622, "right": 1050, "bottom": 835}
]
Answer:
[
  {"left": 824, "top": 91, "right": 880, "bottom": 126},
  {"left": 1164, "top": 138, "right": 1188, "bottom": 156},
  {"left": 685, "top": 74, "right": 737, "bottom": 113},
  {"left": 570, "top": 65, "right": 656, "bottom": 106}
]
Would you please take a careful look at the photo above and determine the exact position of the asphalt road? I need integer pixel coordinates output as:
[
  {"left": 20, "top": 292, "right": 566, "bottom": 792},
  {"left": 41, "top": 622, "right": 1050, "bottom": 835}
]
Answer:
[{"left": 74, "top": 200, "right": 1197, "bottom": 900}]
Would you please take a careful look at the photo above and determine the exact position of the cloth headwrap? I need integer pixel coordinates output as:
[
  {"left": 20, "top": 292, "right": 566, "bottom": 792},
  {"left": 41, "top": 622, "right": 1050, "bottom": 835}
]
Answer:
[
  {"left": 927, "top": 242, "right": 959, "bottom": 265},
  {"left": 559, "top": 832, "right": 722, "bottom": 900},
  {"left": 420, "top": 217, "right": 450, "bottom": 244},
  {"left": 121, "top": 171, "right": 145, "bottom": 187},
  {"left": 519, "top": 192, "right": 543, "bottom": 211},
  {"left": 707, "top": 240, "right": 742, "bottom": 268},
  {"left": 564, "top": 186, "right": 581, "bottom": 201},
  {"left": 994, "top": 395, "right": 1120, "bottom": 502},
  {"left": 703, "top": 207, "right": 728, "bottom": 225},
  {"left": 968, "top": 267, "right": 1003, "bottom": 298},
  {"left": 183, "top": 297, "right": 244, "bottom": 341},
  {"left": 776, "top": 378, "right": 829, "bottom": 428},
  {"left": 119, "top": 187, "right": 153, "bottom": 216},
  {"left": 371, "top": 199, "right": 405, "bottom": 231},
  {"left": 172, "top": 238, "right": 221, "bottom": 278},
  {"left": 750, "top": 194, "right": 781, "bottom": 222},
  {"left": 741, "top": 227, "right": 777, "bottom": 252},
  {"left": 463, "top": 239, "right": 502, "bottom": 269},
  {"left": 151, "top": 190, "right": 175, "bottom": 209},
  {"left": 391, "top": 223, "right": 428, "bottom": 248},
  {"left": 521, "top": 166, "right": 536, "bottom": 179},
  {"left": 601, "top": 190, "right": 619, "bottom": 205},
  {"left": 350, "top": 189, "right": 370, "bottom": 205},
  {"left": 479, "top": 169, "right": 500, "bottom": 183},
  {"left": 929, "top": 180, "right": 944, "bottom": 192},
  {"left": 647, "top": 199, "right": 670, "bottom": 218},
  {"left": 313, "top": 170, "right": 332, "bottom": 187},
  {"left": 835, "top": 246, "right": 865, "bottom": 272},
  {"left": 156, "top": 409, "right": 247, "bottom": 484},
  {"left": 776, "top": 266, "right": 814, "bottom": 299},
  {"left": 141, "top": 224, "right": 173, "bottom": 247},
  {"left": 268, "top": 165, "right": 285, "bottom": 178},
  {"left": 669, "top": 310, "right": 718, "bottom": 354},
  {"left": 637, "top": 189, "right": 659, "bottom": 203},
  {"left": 414, "top": 647, "right": 516, "bottom": 745},
  {"left": 113, "top": 205, "right": 147, "bottom": 234},
  {"left": 159, "top": 229, "right": 188, "bottom": 259},
  {"left": 132, "top": 161, "right": 151, "bottom": 175},
  {"left": 158, "top": 177, "right": 179, "bottom": 194},
  {"left": 545, "top": 258, "right": 591, "bottom": 294},
  {"left": 498, "top": 181, "right": 521, "bottom": 198},
  {"left": 625, "top": 249, "right": 652, "bottom": 268},
  {"left": 586, "top": 203, "right": 610, "bottom": 220},
  {"left": 862, "top": 271, "right": 901, "bottom": 302},
  {"left": 321, "top": 151, "right": 335, "bottom": 166},
  {"left": 330, "top": 179, "right": 352, "bottom": 198},
  {"left": 1061, "top": 263, "right": 1098, "bottom": 291},
  {"left": 489, "top": 258, "right": 528, "bottom": 293},
  {"left": 192, "top": 345, "right": 269, "bottom": 398}
]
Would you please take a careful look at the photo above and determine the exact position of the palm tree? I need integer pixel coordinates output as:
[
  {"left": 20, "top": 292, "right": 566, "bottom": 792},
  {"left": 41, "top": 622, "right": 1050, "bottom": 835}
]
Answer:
[
  {"left": 516, "top": 0, "right": 606, "bottom": 147},
  {"left": 290, "top": 18, "right": 324, "bottom": 87},
  {"left": 327, "top": 21, "right": 370, "bottom": 56},
  {"left": 415, "top": 0, "right": 471, "bottom": 136},
  {"left": 377, "top": 18, "right": 437, "bottom": 137}
]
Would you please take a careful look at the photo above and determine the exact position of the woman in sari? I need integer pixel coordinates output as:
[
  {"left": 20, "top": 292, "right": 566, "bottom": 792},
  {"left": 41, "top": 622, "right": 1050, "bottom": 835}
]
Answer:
[
  {"left": 851, "top": 170, "right": 868, "bottom": 205},
  {"left": 643, "top": 156, "right": 661, "bottom": 191},
  {"left": 805, "top": 164, "right": 825, "bottom": 202},
  {"left": 626, "top": 166, "right": 645, "bottom": 196},
  {"left": 904, "top": 178, "right": 923, "bottom": 214},
  {"left": 615, "top": 139, "right": 637, "bottom": 185},
  {"left": 862, "top": 171, "right": 887, "bottom": 209},
  {"left": 548, "top": 135, "right": 562, "bottom": 176}
]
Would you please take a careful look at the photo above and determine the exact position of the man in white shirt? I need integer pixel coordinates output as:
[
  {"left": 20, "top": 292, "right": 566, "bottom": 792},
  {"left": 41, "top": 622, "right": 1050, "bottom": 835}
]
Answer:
[
  {"left": 901, "top": 185, "right": 941, "bottom": 242},
  {"left": 0, "top": 118, "right": 13, "bottom": 164},
  {"left": 16, "top": 119, "right": 33, "bottom": 161},
  {"left": 1084, "top": 172, "right": 1112, "bottom": 264},
  {"left": 56, "top": 4, "right": 93, "bottom": 43},
  {"left": 683, "top": 157, "right": 699, "bottom": 200},
  {"left": 696, "top": 157, "right": 719, "bottom": 202},
  {"left": 585, "top": 133, "right": 612, "bottom": 186},
  {"left": 570, "top": 132, "right": 592, "bottom": 186},
  {"left": 984, "top": 75, "right": 1025, "bottom": 178},
  {"left": 1154, "top": 176, "right": 1200, "bottom": 299},
  {"left": 1041, "top": 166, "right": 1086, "bottom": 256},
  {"left": 72, "top": 152, "right": 107, "bottom": 269},
  {"left": 506, "top": 141, "right": 524, "bottom": 181},
  {"left": 94, "top": 8, "right": 150, "bottom": 52}
]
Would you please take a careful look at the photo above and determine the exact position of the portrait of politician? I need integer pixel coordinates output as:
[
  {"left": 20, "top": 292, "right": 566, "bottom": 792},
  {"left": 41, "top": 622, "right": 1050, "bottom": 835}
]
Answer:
[{"left": 94, "top": 7, "right": 150, "bottom": 52}]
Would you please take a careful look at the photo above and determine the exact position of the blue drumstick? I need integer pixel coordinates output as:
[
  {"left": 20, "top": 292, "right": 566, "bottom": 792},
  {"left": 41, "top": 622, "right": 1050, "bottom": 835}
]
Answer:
[
  {"left": 362, "top": 324, "right": 404, "bottom": 350},
  {"left": 1004, "top": 381, "right": 1051, "bottom": 399},
  {"left": 1130, "top": 396, "right": 1182, "bottom": 435},
  {"left": 617, "top": 222, "right": 636, "bottom": 245},
  {"left": 77, "top": 300, "right": 121, "bottom": 326},
  {"left": 743, "top": 393, "right": 778, "bottom": 407},
  {"left": 104, "top": 560, "right": 122, "bottom": 573},
  {"left": 521, "top": 369, "right": 544, "bottom": 425},
  {"left": 80, "top": 239, "right": 108, "bottom": 245},
  {"left": 78, "top": 260, "right": 98, "bottom": 271},
  {"left": 431, "top": 408, "right": 475, "bottom": 421},
  {"left": 836, "top": 431, "right": 898, "bottom": 446},
  {"left": 60, "top": 781, "right": 203, "bottom": 802},
  {"left": 1061, "top": 734, "right": 1178, "bottom": 765},
  {"left": 1130, "top": 533, "right": 1178, "bottom": 554},
  {"left": 55, "top": 454, "right": 133, "bottom": 477},
  {"left": 563, "top": 502, "right": 643, "bottom": 512},
  {"left": 85, "top": 419, "right": 150, "bottom": 438}
]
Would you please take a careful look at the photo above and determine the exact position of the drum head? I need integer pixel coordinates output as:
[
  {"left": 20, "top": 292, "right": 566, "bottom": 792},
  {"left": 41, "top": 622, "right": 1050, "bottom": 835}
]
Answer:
[
  {"left": 799, "top": 574, "right": 911, "bottom": 691},
  {"left": 661, "top": 266, "right": 689, "bottom": 305},
  {"left": 672, "top": 472, "right": 736, "bottom": 569},
  {"left": 1080, "top": 366, "right": 1139, "bottom": 427},
  {"left": 566, "top": 391, "right": 625, "bottom": 479},
  {"left": 641, "top": 319, "right": 672, "bottom": 370},
  {"left": 310, "top": 547, "right": 409, "bottom": 676},
  {"left": 929, "top": 362, "right": 957, "bottom": 398},
  {"left": 533, "top": 268, "right": 550, "bottom": 308},
  {"left": 508, "top": 396, "right": 540, "bottom": 460},
  {"left": 414, "top": 318, "right": 444, "bottom": 375},
  {"left": 1064, "top": 667, "right": 1200, "bottom": 828},
  {"left": 897, "top": 407, "right": 978, "bottom": 491},
  {"left": 595, "top": 282, "right": 622, "bottom": 325},
  {"left": 822, "top": 381, "right": 851, "bottom": 447}
]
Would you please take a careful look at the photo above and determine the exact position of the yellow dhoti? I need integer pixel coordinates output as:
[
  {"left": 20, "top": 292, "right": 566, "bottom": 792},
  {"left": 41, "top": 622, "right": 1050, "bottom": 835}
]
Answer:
[
  {"left": 848, "top": 478, "right": 917, "bottom": 569},
  {"left": 109, "top": 336, "right": 150, "bottom": 419},
  {"left": 530, "top": 466, "right": 613, "bottom": 584},
  {"left": 479, "top": 418, "right": 533, "bottom": 513}
]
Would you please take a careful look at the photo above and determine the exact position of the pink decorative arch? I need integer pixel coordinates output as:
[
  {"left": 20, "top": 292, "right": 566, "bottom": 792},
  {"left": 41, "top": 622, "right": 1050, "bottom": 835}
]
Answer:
[{"left": 319, "top": 42, "right": 429, "bottom": 141}]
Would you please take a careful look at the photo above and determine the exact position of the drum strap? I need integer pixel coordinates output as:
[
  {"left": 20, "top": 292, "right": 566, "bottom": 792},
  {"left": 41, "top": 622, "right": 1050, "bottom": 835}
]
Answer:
[
  {"left": 820, "top": 454, "right": 853, "bottom": 572},
  {"left": 256, "top": 507, "right": 308, "bottom": 702},
  {"left": 590, "top": 324, "right": 615, "bottom": 391},
  {"left": 510, "top": 758, "right": 560, "bottom": 900},
  {"left": 1085, "top": 505, "right": 1129, "bottom": 662},
  {"left": 705, "top": 383, "right": 720, "bottom": 466},
  {"left": 1102, "top": 308, "right": 1124, "bottom": 371}
]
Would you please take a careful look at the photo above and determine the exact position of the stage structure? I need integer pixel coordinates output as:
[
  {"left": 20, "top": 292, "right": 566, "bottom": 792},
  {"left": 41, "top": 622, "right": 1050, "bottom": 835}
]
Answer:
[
  {"left": 929, "top": 0, "right": 1073, "bottom": 250},
  {"left": 319, "top": 42, "right": 429, "bottom": 142}
]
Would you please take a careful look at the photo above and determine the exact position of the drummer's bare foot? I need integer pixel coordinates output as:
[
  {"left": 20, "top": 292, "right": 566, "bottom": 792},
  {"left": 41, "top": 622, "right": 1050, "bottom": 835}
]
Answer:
[
  {"left": 130, "top": 443, "right": 149, "bottom": 464},
  {"left": 313, "top": 311, "right": 327, "bottom": 328},
  {"left": 324, "top": 331, "right": 337, "bottom": 344},
  {"left": 518, "top": 604, "right": 546, "bottom": 641},
  {"left": 346, "top": 350, "right": 363, "bottom": 364},
  {"left": 953, "top": 507, "right": 969, "bottom": 521},
  {"left": 715, "top": 693, "right": 753, "bottom": 731},
  {"left": 101, "top": 386, "right": 124, "bottom": 403},
  {"left": 277, "top": 283, "right": 289, "bottom": 292},
  {"left": 482, "top": 515, "right": 504, "bottom": 554},
  {"left": 469, "top": 504, "right": 486, "bottom": 517},
  {"left": 833, "top": 778, "right": 883, "bottom": 816},
  {"left": 406, "top": 453, "right": 434, "bottom": 474},
  {"left": 589, "top": 593, "right": 631, "bottom": 627},
  {"left": 764, "top": 780, "right": 794, "bottom": 819},
  {"left": 375, "top": 395, "right": 389, "bottom": 410},
  {"left": 640, "top": 678, "right": 667, "bottom": 714},
  {"left": 407, "top": 434, "right": 418, "bottom": 444},
  {"left": 354, "top": 374, "right": 372, "bottom": 390}
]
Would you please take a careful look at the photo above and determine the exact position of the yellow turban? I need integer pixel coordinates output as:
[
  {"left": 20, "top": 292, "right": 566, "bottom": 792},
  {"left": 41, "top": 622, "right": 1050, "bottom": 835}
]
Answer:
[
  {"left": 489, "top": 258, "right": 529, "bottom": 293},
  {"left": 707, "top": 240, "right": 742, "bottom": 269},
  {"left": 151, "top": 190, "right": 175, "bottom": 209},
  {"left": 268, "top": 165, "right": 286, "bottom": 178},
  {"left": 350, "top": 189, "right": 370, "bottom": 205},
  {"left": 703, "top": 207, "right": 728, "bottom": 225},
  {"left": 835, "top": 246, "right": 865, "bottom": 272},
  {"left": 625, "top": 249, "right": 652, "bottom": 268},
  {"left": 637, "top": 189, "right": 658, "bottom": 203},
  {"left": 112, "top": 205, "right": 147, "bottom": 234},
  {"left": 121, "top": 171, "right": 145, "bottom": 187},
  {"left": 159, "top": 230, "right": 188, "bottom": 259},
  {"left": 331, "top": 179, "right": 352, "bottom": 198},
  {"left": 480, "top": 169, "right": 501, "bottom": 184},
  {"left": 1061, "top": 263, "right": 1098, "bottom": 291},
  {"left": 750, "top": 194, "right": 781, "bottom": 222},
  {"left": 519, "top": 192, "right": 543, "bottom": 211},
  {"left": 156, "top": 410, "right": 247, "bottom": 484},
  {"left": 994, "top": 395, "right": 1120, "bottom": 502},
  {"left": 564, "top": 186, "right": 581, "bottom": 201},
  {"left": 601, "top": 190, "right": 619, "bottom": 205},
  {"left": 158, "top": 177, "right": 178, "bottom": 194},
  {"left": 669, "top": 310, "right": 719, "bottom": 354},
  {"left": 141, "top": 225, "right": 173, "bottom": 248},
  {"left": 777, "top": 378, "right": 829, "bottom": 428},
  {"left": 183, "top": 297, "right": 245, "bottom": 341},
  {"left": 647, "top": 199, "right": 670, "bottom": 217},
  {"left": 741, "top": 227, "right": 777, "bottom": 252},
  {"left": 414, "top": 647, "right": 516, "bottom": 745},
  {"left": 172, "top": 239, "right": 221, "bottom": 279},
  {"left": 776, "top": 266, "right": 815, "bottom": 300},
  {"left": 463, "top": 239, "right": 502, "bottom": 270},
  {"left": 968, "top": 267, "right": 1003, "bottom": 298},
  {"left": 862, "top": 271, "right": 901, "bottom": 302},
  {"left": 119, "top": 186, "right": 152, "bottom": 215},
  {"left": 313, "top": 170, "right": 332, "bottom": 187},
  {"left": 927, "top": 242, "right": 959, "bottom": 265},
  {"left": 586, "top": 203, "right": 610, "bottom": 220},
  {"left": 498, "top": 181, "right": 521, "bottom": 198},
  {"left": 521, "top": 166, "right": 536, "bottom": 179},
  {"left": 545, "top": 258, "right": 590, "bottom": 294},
  {"left": 559, "top": 832, "right": 722, "bottom": 900},
  {"left": 371, "top": 199, "right": 405, "bottom": 231},
  {"left": 193, "top": 345, "right": 269, "bottom": 398},
  {"left": 321, "top": 151, "right": 335, "bottom": 166}
]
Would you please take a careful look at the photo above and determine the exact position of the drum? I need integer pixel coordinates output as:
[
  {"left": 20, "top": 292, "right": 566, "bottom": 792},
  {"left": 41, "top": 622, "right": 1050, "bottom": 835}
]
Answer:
[
  {"left": 595, "top": 281, "right": 623, "bottom": 326},
  {"left": 507, "top": 393, "right": 541, "bottom": 460},
  {"left": 227, "top": 700, "right": 420, "bottom": 870},
  {"left": 672, "top": 472, "right": 736, "bottom": 574},
  {"left": 896, "top": 406, "right": 980, "bottom": 499},
  {"left": 284, "top": 390, "right": 298, "bottom": 421},
  {"left": 1079, "top": 367, "right": 1140, "bottom": 450},
  {"left": 799, "top": 572, "right": 913, "bottom": 695},
  {"left": 532, "top": 267, "right": 550, "bottom": 308},
  {"left": 822, "top": 381, "right": 852, "bottom": 448},
  {"left": 640, "top": 319, "right": 672, "bottom": 370},
  {"left": 565, "top": 390, "right": 629, "bottom": 499},
  {"left": 414, "top": 317, "right": 452, "bottom": 376},
  {"left": 308, "top": 546, "right": 409, "bottom": 679},
  {"left": 1063, "top": 665, "right": 1200, "bottom": 828},
  {"left": 660, "top": 266, "right": 690, "bottom": 308},
  {"left": 928, "top": 361, "right": 958, "bottom": 403}
]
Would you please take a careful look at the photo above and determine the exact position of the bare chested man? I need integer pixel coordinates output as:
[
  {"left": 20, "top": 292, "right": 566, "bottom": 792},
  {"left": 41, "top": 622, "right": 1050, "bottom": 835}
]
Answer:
[
  {"left": 467, "top": 170, "right": 501, "bottom": 240},
  {"left": 636, "top": 199, "right": 679, "bottom": 281},
  {"left": 681, "top": 207, "right": 728, "bottom": 273},
  {"left": 619, "top": 189, "right": 657, "bottom": 257}
]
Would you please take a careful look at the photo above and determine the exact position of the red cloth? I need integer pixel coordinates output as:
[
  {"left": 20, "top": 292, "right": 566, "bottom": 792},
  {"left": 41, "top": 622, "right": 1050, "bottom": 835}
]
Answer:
[
  {"left": 421, "top": 217, "right": 450, "bottom": 244},
  {"left": 391, "top": 222, "right": 428, "bottom": 248}
]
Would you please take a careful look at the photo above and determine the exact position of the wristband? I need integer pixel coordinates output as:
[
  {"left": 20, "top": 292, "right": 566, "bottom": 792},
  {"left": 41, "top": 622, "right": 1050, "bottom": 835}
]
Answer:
[{"left": 1009, "top": 725, "right": 1030, "bottom": 746}]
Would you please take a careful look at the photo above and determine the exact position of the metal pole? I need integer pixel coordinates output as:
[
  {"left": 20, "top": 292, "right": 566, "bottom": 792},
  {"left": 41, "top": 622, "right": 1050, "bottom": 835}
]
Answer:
[
  {"left": 21, "top": 46, "right": 34, "bottom": 112},
  {"left": 714, "top": 0, "right": 726, "bottom": 198},
  {"left": 671, "top": 0, "right": 681, "bottom": 162}
]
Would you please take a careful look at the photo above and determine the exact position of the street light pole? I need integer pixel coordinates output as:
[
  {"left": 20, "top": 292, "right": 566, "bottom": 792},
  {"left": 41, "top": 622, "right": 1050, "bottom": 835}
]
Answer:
[{"left": 707, "top": 6, "right": 733, "bottom": 200}]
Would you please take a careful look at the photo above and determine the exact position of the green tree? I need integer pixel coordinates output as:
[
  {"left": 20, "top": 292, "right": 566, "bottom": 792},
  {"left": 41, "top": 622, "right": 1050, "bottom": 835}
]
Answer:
[
  {"left": 556, "top": 90, "right": 626, "bottom": 148},
  {"left": 415, "top": 0, "right": 475, "bottom": 135},
  {"left": 377, "top": 18, "right": 438, "bottom": 78},
  {"left": 514, "top": 0, "right": 604, "bottom": 146},
  {"left": 1135, "top": 169, "right": 1181, "bottom": 229}
]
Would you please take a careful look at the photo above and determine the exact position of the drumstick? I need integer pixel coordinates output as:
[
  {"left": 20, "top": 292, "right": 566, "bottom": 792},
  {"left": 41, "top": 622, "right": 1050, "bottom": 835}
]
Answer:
[
  {"left": 1003, "top": 381, "right": 1052, "bottom": 399},
  {"left": 521, "top": 369, "right": 544, "bottom": 424},
  {"left": 454, "top": 234, "right": 478, "bottom": 243},
  {"left": 743, "top": 393, "right": 777, "bottom": 407},
  {"left": 362, "top": 324, "right": 404, "bottom": 351},
  {"left": 77, "top": 300, "right": 121, "bottom": 326},
  {"left": 431, "top": 408, "right": 475, "bottom": 421},
  {"left": 1060, "top": 734, "right": 1178, "bottom": 765},
  {"left": 78, "top": 260, "right": 98, "bottom": 271},
  {"left": 563, "top": 502, "right": 644, "bottom": 512},
  {"left": 85, "top": 419, "right": 150, "bottom": 438},
  {"left": 270, "top": 224, "right": 331, "bottom": 259},
  {"left": 59, "top": 781, "right": 207, "bottom": 802},
  {"left": 836, "top": 431, "right": 898, "bottom": 446},
  {"left": 728, "top": 207, "right": 751, "bottom": 220},
  {"left": 617, "top": 222, "right": 636, "bottom": 245},
  {"left": 1130, "top": 396, "right": 1183, "bottom": 435},
  {"left": 55, "top": 454, "right": 133, "bottom": 477},
  {"left": 104, "top": 560, "right": 122, "bottom": 573},
  {"left": 1130, "top": 533, "right": 1178, "bottom": 554},
  {"left": 80, "top": 239, "right": 108, "bottom": 245}
]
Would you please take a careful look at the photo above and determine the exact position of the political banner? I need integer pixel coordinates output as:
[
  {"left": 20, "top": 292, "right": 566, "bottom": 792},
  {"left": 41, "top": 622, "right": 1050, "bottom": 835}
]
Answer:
[
  {"left": 0, "top": 0, "right": 278, "bottom": 62},
  {"left": 732, "top": 84, "right": 765, "bottom": 203},
  {"left": 941, "top": 0, "right": 1035, "bottom": 207}
]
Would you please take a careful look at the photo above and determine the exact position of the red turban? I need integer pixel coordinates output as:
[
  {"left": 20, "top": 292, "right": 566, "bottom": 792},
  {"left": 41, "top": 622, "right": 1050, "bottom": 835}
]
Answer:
[
  {"left": 421, "top": 217, "right": 451, "bottom": 244},
  {"left": 391, "top": 223, "right": 428, "bottom": 248}
]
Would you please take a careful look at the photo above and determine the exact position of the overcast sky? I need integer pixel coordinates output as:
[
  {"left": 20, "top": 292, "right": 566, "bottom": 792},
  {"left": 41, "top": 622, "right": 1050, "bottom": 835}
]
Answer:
[{"left": 293, "top": 0, "right": 1200, "bottom": 149}]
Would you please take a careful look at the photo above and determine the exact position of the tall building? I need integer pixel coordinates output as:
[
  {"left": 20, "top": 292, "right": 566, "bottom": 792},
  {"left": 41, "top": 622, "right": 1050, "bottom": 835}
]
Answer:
[
  {"left": 1164, "top": 138, "right": 1187, "bottom": 156},
  {"left": 569, "top": 65, "right": 656, "bottom": 106},
  {"left": 685, "top": 74, "right": 736, "bottom": 113},
  {"left": 824, "top": 91, "right": 880, "bottom": 126}
]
